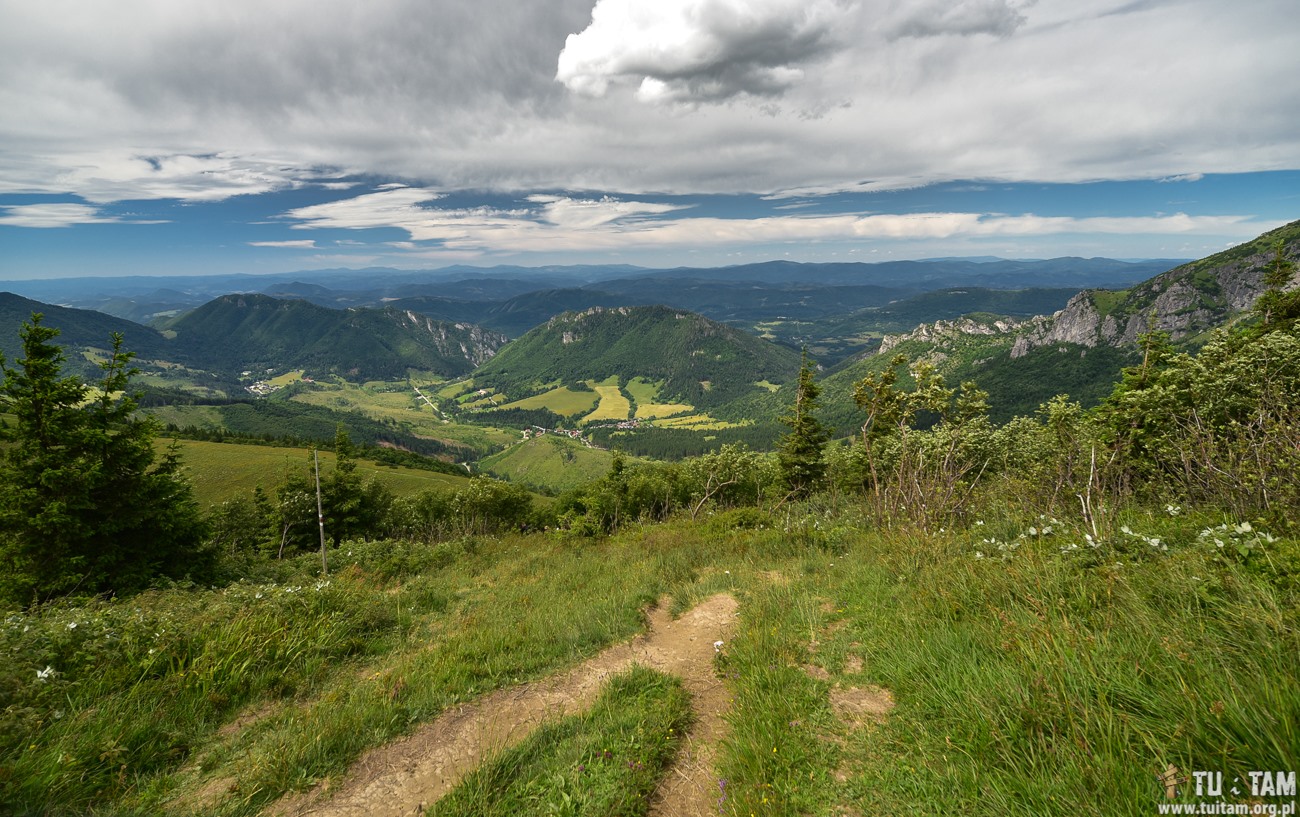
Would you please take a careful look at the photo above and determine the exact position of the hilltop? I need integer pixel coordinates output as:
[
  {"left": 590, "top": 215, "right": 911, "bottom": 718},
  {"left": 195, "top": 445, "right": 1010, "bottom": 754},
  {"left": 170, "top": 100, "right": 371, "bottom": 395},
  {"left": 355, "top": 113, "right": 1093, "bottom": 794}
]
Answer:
[{"left": 472, "top": 305, "right": 802, "bottom": 412}]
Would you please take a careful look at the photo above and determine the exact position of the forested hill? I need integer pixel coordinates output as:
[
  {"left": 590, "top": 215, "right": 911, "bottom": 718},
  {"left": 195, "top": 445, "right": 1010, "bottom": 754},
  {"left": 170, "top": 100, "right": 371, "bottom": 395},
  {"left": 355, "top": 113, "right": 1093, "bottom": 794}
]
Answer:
[
  {"left": 166, "top": 293, "right": 508, "bottom": 379},
  {"left": 0, "top": 292, "right": 170, "bottom": 375},
  {"left": 472, "top": 305, "right": 803, "bottom": 409}
]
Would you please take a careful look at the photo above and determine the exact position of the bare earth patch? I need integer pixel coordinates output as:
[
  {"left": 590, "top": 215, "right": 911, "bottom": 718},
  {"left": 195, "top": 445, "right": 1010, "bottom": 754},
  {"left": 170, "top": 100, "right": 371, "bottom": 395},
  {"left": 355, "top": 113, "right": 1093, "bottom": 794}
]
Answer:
[
  {"left": 830, "top": 686, "right": 896, "bottom": 728},
  {"left": 265, "top": 593, "right": 738, "bottom": 817}
]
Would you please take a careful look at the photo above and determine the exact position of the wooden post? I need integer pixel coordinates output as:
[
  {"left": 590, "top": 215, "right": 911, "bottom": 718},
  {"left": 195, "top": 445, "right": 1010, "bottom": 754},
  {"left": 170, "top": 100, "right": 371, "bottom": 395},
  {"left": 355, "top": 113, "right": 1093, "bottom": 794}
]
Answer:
[{"left": 314, "top": 449, "right": 328, "bottom": 574}]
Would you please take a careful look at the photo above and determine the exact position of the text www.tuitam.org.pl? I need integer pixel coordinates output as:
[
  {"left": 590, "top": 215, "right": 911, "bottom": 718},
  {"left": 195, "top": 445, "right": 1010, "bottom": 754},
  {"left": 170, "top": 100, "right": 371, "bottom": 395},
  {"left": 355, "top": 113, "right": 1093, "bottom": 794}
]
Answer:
[{"left": 1156, "top": 771, "right": 1296, "bottom": 816}]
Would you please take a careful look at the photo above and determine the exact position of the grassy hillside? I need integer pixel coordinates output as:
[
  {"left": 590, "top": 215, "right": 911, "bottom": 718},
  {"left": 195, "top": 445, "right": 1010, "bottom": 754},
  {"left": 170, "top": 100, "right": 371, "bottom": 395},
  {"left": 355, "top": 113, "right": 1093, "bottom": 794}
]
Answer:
[
  {"left": 479, "top": 433, "right": 614, "bottom": 494},
  {"left": 473, "top": 305, "right": 802, "bottom": 415},
  {"left": 6, "top": 507, "right": 1294, "bottom": 815},
  {"left": 169, "top": 439, "right": 471, "bottom": 505}
]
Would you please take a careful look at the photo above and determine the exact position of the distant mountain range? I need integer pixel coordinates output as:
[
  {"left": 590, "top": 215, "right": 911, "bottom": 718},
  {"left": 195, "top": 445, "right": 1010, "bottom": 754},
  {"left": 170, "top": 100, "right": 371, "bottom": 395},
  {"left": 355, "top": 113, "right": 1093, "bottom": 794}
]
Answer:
[
  {"left": 1, "top": 229, "right": 1295, "bottom": 442},
  {"left": 0, "top": 257, "right": 1182, "bottom": 330}
]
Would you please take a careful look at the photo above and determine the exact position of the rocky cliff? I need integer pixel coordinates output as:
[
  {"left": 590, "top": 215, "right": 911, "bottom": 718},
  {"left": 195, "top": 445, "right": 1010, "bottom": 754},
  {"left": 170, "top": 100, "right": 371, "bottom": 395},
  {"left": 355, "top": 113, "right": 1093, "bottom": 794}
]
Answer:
[{"left": 1009, "top": 221, "right": 1300, "bottom": 358}]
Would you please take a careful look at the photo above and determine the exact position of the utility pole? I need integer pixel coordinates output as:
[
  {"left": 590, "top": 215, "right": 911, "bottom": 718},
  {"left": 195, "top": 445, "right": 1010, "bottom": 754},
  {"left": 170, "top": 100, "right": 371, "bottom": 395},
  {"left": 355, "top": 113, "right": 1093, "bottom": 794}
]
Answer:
[{"left": 314, "top": 449, "right": 328, "bottom": 574}]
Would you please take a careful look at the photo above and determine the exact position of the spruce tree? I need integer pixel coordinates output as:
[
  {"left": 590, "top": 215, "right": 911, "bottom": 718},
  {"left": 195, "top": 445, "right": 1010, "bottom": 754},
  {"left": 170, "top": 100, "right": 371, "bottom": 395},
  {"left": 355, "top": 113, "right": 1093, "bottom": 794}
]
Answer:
[
  {"left": 0, "top": 315, "right": 210, "bottom": 603},
  {"left": 777, "top": 352, "right": 829, "bottom": 499}
]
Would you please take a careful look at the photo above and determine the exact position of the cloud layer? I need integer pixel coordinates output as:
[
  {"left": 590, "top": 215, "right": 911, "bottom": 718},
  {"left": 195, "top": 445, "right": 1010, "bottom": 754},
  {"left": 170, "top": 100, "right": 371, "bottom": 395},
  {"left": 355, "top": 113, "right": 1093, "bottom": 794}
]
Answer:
[
  {"left": 0, "top": 0, "right": 1296, "bottom": 277},
  {"left": 274, "top": 185, "right": 1259, "bottom": 258},
  {"left": 0, "top": 0, "right": 1296, "bottom": 206}
]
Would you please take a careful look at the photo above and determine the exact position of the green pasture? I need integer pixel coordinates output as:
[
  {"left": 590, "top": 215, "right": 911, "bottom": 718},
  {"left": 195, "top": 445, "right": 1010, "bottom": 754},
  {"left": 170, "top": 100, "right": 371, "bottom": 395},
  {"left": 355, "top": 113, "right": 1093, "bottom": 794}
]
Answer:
[
  {"left": 581, "top": 376, "right": 632, "bottom": 423},
  {"left": 479, "top": 433, "right": 614, "bottom": 493},
  {"left": 167, "top": 439, "right": 471, "bottom": 506},
  {"left": 495, "top": 385, "right": 600, "bottom": 417}
]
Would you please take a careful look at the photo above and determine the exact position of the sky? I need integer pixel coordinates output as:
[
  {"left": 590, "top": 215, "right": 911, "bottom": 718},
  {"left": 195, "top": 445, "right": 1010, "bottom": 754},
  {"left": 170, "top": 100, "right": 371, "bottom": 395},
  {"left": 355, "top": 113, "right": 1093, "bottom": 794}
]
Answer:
[{"left": 1, "top": 0, "right": 1298, "bottom": 280}]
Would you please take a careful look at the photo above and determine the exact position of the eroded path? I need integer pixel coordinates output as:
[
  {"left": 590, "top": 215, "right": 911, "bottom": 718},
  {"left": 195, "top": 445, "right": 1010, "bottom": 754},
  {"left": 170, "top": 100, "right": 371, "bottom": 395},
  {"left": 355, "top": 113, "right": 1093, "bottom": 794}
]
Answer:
[{"left": 267, "top": 593, "right": 738, "bottom": 817}]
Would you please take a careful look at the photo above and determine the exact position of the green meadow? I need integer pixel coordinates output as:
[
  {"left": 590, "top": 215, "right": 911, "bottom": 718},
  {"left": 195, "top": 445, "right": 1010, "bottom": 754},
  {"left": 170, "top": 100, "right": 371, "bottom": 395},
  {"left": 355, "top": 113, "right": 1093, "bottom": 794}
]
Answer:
[
  {"left": 4, "top": 505, "right": 1295, "bottom": 816},
  {"left": 168, "top": 439, "right": 471, "bottom": 506}
]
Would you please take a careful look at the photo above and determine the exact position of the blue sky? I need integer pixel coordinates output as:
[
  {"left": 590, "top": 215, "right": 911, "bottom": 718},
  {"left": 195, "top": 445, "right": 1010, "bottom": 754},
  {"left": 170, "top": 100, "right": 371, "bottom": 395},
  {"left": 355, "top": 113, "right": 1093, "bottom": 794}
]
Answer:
[{"left": 1, "top": 0, "right": 1298, "bottom": 280}]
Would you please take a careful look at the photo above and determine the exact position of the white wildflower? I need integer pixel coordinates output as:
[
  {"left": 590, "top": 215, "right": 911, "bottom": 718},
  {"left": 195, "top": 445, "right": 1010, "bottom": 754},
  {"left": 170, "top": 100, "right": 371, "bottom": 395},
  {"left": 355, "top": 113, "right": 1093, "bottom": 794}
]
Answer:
[{"left": 36, "top": 665, "right": 56, "bottom": 682}]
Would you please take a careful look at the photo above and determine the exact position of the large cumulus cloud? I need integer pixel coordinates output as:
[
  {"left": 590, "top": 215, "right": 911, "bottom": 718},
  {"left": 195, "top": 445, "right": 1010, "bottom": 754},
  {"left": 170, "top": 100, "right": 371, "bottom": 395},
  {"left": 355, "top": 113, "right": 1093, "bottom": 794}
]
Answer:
[{"left": 555, "top": 0, "right": 853, "bottom": 103}]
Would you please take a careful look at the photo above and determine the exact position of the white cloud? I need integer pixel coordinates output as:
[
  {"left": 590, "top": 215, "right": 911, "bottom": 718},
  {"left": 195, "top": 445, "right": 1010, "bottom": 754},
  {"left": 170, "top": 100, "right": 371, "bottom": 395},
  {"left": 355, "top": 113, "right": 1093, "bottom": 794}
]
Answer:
[
  {"left": 0, "top": 202, "right": 163, "bottom": 228},
  {"left": 277, "top": 186, "right": 1262, "bottom": 257},
  {"left": 248, "top": 239, "right": 318, "bottom": 248},
  {"left": 882, "top": 0, "right": 1037, "bottom": 40},
  {"left": 528, "top": 195, "right": 690, "bottom": 229},
  {"left": 284, "top": 187, "right": 449, "bottom": 232},
  {"left": 556, "top": 0, "right": 852, "bottom": 103},
  {"left": 0, "top": 151, "right": 317, "bottom": 204}
]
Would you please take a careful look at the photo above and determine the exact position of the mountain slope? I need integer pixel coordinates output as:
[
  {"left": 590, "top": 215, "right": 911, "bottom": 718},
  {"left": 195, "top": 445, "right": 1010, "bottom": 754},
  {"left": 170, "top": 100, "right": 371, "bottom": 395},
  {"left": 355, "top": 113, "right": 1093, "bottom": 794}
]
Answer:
[
  {"left": 1012, "top": 219, "right": 1300, "bottom": 356},
  {"left": 472, "top": 305, "right": 802, "bottom": 411},
  {"left": 818, "top": 219, "right": 1300, "bottom": 427},
  {"left": 0, "top": 292, "right": 170, "bottom": 376},
  {"left": 167, "top": 294, "right": 507, "bottom": 379}
]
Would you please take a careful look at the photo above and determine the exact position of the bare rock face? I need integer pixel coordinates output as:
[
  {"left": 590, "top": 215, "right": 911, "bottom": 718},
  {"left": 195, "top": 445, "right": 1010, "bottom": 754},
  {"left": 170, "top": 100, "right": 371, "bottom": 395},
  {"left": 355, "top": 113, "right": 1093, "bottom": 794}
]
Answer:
[
  {"left": 879, "top": 315, "right": 1027, "bottom": 358},
  {"left": 394, "top": 310, "right": 508, "bottom": 366},
  {"left": 1008, "top": 237, "right": 1296, "bottom": 358},
  {"left": 1043, "top": 293, "right": 1104, "bottom": 348}
]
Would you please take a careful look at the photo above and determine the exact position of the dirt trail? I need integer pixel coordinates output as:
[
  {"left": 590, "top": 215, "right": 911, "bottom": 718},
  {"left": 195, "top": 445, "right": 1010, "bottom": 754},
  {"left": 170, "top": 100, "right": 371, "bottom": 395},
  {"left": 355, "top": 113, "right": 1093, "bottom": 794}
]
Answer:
[{"left": 267, "top": 593, "right": 738, "bottom": 817}]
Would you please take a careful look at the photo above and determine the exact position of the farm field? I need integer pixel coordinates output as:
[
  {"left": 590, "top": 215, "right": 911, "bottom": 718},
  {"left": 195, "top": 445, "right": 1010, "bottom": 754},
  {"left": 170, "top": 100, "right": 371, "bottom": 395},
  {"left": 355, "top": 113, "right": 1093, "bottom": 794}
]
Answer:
[
  {"left": 626, "top": 376, "right": 694, "bottom": 419},
  {"left": 650, "top": 412, "right": 750, "bottom": 430},
  {"left": 581, "top": 376, "right": 632, "bottom": 423},
  {"left": 166, "top": 439, "right": 471, "bottom": 506},
  {"left": 494, "top": 384, "right": 599, "bottom": 417},
  {"left": 288, "top": 379, "right": 516, "bottom": 450}
]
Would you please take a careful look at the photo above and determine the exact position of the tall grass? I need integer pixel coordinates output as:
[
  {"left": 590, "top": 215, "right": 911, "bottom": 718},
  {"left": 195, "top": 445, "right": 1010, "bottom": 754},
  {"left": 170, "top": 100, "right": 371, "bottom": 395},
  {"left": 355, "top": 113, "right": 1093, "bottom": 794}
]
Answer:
[
  {"left": 4, "top": 505, "right": 1295, "bottom": 816},
  {"left": 2, "top": 530, "right": 728, "bottom": 816},
  {"left": 432, "top": 666, "right": 691, "bottom": 817},
  {"left": 712, "top": 506, "right": 1300, "bottom": 815}
]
